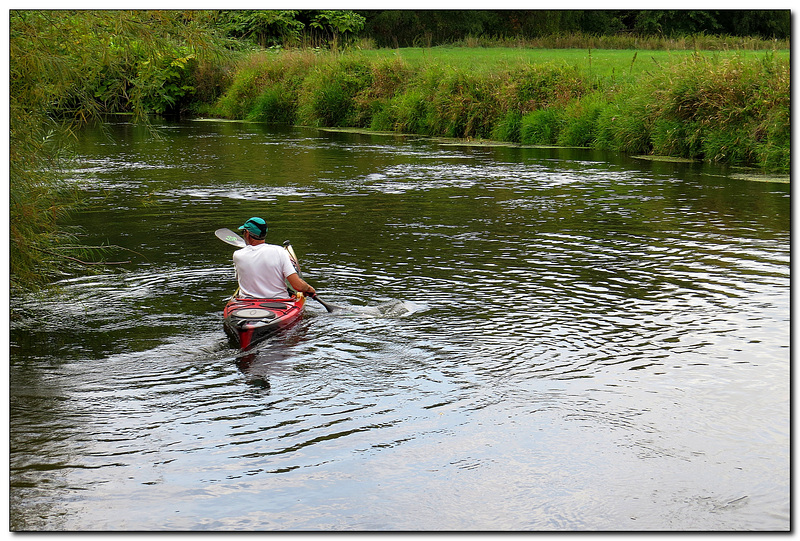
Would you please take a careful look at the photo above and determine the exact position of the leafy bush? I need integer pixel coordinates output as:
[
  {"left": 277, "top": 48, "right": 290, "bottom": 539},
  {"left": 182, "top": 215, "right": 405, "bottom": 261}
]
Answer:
[
  {"left": 647, "top": 53, "right": 789, "bottom": 166},
  {"left": 384, "top": 88, "right": 431, "bottom": 134},
  {"left": 355, "top": 57, "right": 411, "bottom": 128},
  {"left": 702, "top": 125, "right": 756, "bottom": 165},
  {"left": 511, "top": 64, "right": 587, "bottom": 112},
  {"left": 213, "top": 66, "right": 261, "bottom": 118},
  {"left": 593, "top": 93, "right": 652, "bottom": 154},
  {"left": 406, "top": 68, "right": 505, "bottom": 139},
  {"left": 650, "top": 118, "right": 703, "bottom": 157},
  {"left": 137, "top": 50, "right": 198, "bottom": 114},
  {"left": 756, "top": 106, "right": 790, "bottom": 171},
  {"left": 9, "top": 10, "right": 228, "bottom": 292}
]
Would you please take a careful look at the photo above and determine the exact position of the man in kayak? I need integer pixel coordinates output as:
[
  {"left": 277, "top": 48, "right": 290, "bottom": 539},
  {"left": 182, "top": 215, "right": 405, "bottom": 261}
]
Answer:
[{"left": 233, "top": 217, "right": 317, "bottom": 299}]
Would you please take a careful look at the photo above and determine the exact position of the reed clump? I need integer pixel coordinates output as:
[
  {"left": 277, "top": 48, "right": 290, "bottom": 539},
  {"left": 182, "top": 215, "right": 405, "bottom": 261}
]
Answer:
[{"left": 207, "top": 49, "right": 789, "bottom": 172}]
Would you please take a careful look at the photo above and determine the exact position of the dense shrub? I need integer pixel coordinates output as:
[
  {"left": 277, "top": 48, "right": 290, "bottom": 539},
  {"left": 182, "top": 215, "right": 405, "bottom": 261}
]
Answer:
[
  {"left": 650, "top": 118, "right": 703, "bottom": 158},
  {"left": 355, "top": 57, "right": 412, "bottom": 128},
  {"left": 384, "top": 88, "right": 431, "bottom": 134},
  {"left": 9, "top": 10, "right": 229, "bottom": 292},
  {"left": 593, "top": 96, "right": 653, "bottom": 154},
  {"left": 214, "top": 67, "right": 261, "bottom": 119},
  {"left": 425, "top": 70, "right": 501, "bottom": 138},
  {"left": 647, "top": 52, "right": 789, "bottom": 166},
  {"left": 510, "top": 64, "right": 587, "bottom": 112}
]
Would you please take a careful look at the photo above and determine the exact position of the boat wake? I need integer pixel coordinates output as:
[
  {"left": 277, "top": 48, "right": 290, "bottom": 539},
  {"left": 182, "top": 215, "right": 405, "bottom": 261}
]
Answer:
[{"left": 333, "top": 299, "right": 423, "bottom": 318}]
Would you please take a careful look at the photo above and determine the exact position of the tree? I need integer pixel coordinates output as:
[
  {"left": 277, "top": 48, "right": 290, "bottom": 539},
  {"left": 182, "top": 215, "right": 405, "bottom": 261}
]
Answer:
[
  {"left": 211, "top": 9, "right": 366, "bottom": 49},
  {"left": 213, "top": 10, "right": 305, "bottom": 47},
  {"left": 308, "top": 10, "right": 366, "bottom": 49}
]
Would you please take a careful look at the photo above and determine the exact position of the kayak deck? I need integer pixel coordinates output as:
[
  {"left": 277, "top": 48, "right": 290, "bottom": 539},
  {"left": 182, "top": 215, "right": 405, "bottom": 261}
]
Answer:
[{"left": 223, "top": 295, "right": 305, "bottom": 350}]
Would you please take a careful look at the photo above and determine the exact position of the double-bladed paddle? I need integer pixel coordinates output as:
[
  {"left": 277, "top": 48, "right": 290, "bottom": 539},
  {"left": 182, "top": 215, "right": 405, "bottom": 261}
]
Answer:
[
  {"left": 215, "top": 227, "right": 246, "bottom": 248},
  {"left": 214, "top": 228, "right": 340, "bottom": 313}
]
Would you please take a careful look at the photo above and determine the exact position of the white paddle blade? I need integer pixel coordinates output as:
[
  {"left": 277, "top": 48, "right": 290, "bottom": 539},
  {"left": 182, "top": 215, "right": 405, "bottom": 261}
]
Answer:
[{"left": 215, "top": 228, "right": 245, "bottom": 247}]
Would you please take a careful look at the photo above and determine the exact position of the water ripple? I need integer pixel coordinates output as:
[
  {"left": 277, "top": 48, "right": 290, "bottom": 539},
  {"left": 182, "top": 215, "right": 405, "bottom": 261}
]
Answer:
[{"left": 10, "top": 122, "right": 789, "bottom": 531}]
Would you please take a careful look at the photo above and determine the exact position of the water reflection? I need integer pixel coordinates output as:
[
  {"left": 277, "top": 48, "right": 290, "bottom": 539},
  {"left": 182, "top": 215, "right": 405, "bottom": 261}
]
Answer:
[
  {"left": 9, "top": 120, "right": 789, "bottom": 531},
  {"left": 235, "top": 323, "right": 310, "bottom": 389}
]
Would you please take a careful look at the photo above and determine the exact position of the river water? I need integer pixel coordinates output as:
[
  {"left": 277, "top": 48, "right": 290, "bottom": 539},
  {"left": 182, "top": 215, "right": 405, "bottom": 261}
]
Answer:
[{"left": 9, "top": 119, "right": 790, "bottom": 531}]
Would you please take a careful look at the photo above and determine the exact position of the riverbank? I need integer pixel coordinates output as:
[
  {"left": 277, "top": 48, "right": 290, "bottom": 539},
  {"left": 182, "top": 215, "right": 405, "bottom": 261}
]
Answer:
[{"left": 203, "top": 47, "right": 789, "bottom": 173}]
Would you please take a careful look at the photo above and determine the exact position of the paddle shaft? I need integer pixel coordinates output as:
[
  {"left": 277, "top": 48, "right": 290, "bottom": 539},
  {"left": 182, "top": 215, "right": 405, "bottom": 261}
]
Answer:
[{"left": 283, "top": 241, "right": 338, "bottom": 313}]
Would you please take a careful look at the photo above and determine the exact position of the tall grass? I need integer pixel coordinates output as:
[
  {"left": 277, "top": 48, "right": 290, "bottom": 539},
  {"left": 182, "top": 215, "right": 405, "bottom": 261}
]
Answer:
[{"left": 206, "top": 49, "right": 789, "bottom": 172}]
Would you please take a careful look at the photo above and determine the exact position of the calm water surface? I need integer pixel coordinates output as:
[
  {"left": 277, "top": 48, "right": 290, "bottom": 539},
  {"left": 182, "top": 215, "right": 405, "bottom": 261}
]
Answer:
[{"left": 9, "top": 120, "right": 790, "bottom": 530}]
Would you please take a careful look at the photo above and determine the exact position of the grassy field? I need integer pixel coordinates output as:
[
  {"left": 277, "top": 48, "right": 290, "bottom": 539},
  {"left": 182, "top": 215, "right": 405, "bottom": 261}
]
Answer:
[{"left": 356, "top": 47, "right": 790, "bottom": 79}]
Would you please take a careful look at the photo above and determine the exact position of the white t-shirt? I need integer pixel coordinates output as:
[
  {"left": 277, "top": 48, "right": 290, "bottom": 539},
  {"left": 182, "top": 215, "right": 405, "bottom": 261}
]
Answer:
[{"left": 233, "top": 243, "right": 298, "bottom": 298}]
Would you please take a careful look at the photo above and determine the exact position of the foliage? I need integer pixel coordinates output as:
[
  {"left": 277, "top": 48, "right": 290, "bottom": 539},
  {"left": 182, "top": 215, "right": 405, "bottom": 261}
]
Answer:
[
  {"left": 248, "top": 87, "right": 296, "bottom": 123},
  {"left": 557, "top": 94, "right": 607, "bottom": 147},
  {"left": 308, "top": 10, "right": 367, "bottom": 49},
  {"left": 632, "top": 10, "right": 722, "bottom": 36},
  {"left": 647, "top": 53, "right": 789, "bottom": 168},
  {"left": 213, "top": 65, "right": 262, "bottom": 119},
  {"left": 594, "top": 97, "right": 653, "bottom": 155},
  {"left": 137, "top": 49, "right": 199, "bottom": 114},
  {"left": 377, "top": 87, "right": 431, "bottom": 135},
  {"left": 357, "top": 57, "right": 414, "bottom": 130},
  {"left": 359, "top": 10, "right": 506, "bottom": 48},
  {"left": 213, "top": 10, "right": 305, "bottom": 47},
  {"left": 9, "top": 10, "right": 229, "bottom": 292},
  {"left": 420, "top": 69, "right": 498, "bottom": 138},
  {"left": 212, "top": 9, "right": 365, "bottom": 49},
  {"left": 521, "top": 108, "right": 565, "bottom": 145},
  {"left": 491, "top": 110, "right": 523, "bottom": 143}
]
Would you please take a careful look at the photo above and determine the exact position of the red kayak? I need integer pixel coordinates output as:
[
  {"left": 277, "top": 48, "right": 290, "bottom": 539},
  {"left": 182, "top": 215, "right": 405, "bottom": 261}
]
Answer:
[
  {"left": 223, "top": 295, "right": 306, "bottom": 350},
  {"left": 222, "top": 240, "right": 309, "bottom": 350}
]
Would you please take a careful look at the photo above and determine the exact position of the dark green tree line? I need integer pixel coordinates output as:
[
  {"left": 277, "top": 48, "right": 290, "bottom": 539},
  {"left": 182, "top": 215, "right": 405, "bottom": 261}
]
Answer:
[
  {"left": 199, "top": 10, "right": 790, "bottom": 50},
  {"left": 356, "top": 10, "right": 790, "bottom": 47}
]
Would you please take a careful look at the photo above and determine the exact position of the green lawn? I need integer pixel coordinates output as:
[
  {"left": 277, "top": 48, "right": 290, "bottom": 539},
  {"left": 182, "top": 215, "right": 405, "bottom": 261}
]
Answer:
[{"left": 356, "top": 47, "right": 790, "bottom": 79}]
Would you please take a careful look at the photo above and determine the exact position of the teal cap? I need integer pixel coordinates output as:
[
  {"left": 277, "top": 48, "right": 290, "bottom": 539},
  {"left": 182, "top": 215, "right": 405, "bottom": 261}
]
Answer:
[{"left": 238, "top": 217, "right": 268, "bottom": 238}]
